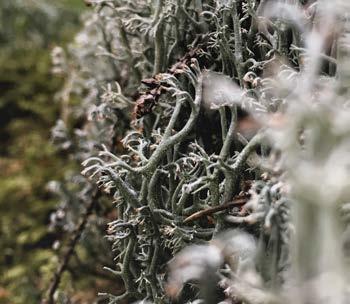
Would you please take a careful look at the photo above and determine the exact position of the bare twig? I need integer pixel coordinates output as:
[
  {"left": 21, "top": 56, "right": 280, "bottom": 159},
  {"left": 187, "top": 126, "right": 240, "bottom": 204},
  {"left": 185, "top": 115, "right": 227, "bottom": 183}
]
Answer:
[
  {"left": 183, "top": 195, "right": 249, "bottom": 223},
  {"left": 42, "top": 191, "right": 100, "bottom": 304}
]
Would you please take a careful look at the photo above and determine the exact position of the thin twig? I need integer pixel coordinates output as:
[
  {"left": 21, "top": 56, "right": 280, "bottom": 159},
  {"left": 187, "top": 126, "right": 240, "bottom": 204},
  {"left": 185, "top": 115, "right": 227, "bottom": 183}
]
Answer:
[
  {"left": 183, "top": 195, "right": 249, "bottom": 223},
  {"left": 42, "top": 191, "right": 100, "bottom": 304}
]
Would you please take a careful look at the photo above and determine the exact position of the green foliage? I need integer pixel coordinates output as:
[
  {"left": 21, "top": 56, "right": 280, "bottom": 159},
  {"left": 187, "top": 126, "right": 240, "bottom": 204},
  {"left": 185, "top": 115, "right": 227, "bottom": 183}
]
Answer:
[{"left": 0, "top": 1, "right": 85, "bottom": 303}]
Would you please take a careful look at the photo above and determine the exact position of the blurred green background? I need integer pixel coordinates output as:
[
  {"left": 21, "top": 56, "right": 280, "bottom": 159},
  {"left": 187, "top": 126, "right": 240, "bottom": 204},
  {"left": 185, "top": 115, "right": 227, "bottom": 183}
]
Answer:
[{"left": 0, "top": 1, "right": 90, "bottom": 303}]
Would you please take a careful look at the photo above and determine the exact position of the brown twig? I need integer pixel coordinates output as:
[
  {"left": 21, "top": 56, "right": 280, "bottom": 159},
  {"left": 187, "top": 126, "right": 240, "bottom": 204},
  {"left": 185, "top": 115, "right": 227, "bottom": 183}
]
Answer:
[
  {"left": 183, "top": 195, "right": 249, "bottom": 224},
  {"left": 42, "top": 191, "right": 100, "bottom": 304},
  {"left": 133, "top": 46, "right": 207, "bottom": 119}
]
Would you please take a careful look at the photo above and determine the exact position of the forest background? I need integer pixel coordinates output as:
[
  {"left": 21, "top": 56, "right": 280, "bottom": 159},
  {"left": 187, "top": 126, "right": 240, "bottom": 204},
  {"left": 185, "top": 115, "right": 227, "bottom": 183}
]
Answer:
[{"left": 0, "top": 1, "right": 102, "bottom": 303}]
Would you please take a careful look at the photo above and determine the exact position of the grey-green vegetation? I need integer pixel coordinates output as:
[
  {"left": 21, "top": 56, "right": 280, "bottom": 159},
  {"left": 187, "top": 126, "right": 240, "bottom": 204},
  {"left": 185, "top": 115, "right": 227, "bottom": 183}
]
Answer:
[{"left": 4, "top": 0, "right": 350, "bottom": 303}]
